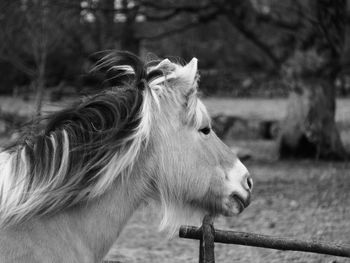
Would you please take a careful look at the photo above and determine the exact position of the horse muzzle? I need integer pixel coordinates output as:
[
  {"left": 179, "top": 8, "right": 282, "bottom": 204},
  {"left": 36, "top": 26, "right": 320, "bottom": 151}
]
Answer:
[{"left": 222, "top": 160, "right": 253, "bottom": 216}]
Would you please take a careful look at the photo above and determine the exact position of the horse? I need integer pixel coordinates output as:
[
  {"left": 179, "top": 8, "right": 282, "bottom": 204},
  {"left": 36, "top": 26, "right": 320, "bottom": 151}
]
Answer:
[{"left": 0, "top": 51, "right": 253, "bottom": 263}]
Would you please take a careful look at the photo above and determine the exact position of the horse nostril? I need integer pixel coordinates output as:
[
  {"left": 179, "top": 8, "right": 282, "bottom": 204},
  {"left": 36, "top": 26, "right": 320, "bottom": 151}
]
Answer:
[{"left": 247, "top": 176, "right": 253, "bottom": 191}]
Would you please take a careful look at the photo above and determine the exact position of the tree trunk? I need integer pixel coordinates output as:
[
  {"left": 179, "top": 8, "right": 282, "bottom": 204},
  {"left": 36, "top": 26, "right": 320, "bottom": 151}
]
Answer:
[
  {"left": 97, "top": 0, "right": 115, "bottom": 49},
  {"left": 34, "top": 63, "right": 45, "bottom": 117},
  {"left": 120, "top": 0, "right": 140, "bottom": 54},
  {"left": 279, "top": 0, "right": 347, "bottom": 160},
  {"left": 33, "top": 0, "right": 48, "bottom": 117}
]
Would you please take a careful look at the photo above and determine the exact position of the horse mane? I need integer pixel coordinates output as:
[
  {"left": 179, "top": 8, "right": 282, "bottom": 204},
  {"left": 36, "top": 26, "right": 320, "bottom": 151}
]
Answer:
[
  {"left": 0, "top": 52, "right": 160, "bottom": 227},
  {"left": 0, "top": 51, "right": 205, "bottom": 228}
]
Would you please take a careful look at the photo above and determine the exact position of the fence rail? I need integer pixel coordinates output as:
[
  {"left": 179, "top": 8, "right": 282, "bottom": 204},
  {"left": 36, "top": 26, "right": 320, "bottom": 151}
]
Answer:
[{"left": 179, "top": 216, "right": 350, "bottom": 263}]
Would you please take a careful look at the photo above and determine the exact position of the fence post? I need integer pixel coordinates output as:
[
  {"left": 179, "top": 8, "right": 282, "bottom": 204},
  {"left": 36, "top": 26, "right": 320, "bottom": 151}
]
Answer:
[{"left": 199, "top": 215, "right": 215, "bottom": 263}]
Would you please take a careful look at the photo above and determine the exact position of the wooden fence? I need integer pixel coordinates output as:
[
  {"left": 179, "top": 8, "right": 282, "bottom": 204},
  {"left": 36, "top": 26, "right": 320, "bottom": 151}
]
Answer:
[{"left": 179, "top": 216, "right": 350, "bottom": 263}]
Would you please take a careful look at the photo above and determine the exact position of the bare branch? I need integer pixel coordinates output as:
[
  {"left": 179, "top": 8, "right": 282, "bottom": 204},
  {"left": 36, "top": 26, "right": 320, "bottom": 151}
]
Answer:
[
  {"left": 255, "top": 12, "right": 301, "bottom": 31},
  {"left": 139, "top": 1, "right": 217, "bottom": 22},
  {"left": 250, "top": 1, "right": 303, "bottom": 31},
  {"left": 212, "top": 0, "right": 282, "bottom": 70},
  {"left": 140, "top": 1, "right": 214, "bottom": 12},
  {"left": 226, "top": 15, "right": 281, "bottom": 69},
  {"left": 0, "top": 53, "right": 36, "bottom": 77},
  {"left": 50, "top": 0, "right": 123, "bottom": 13},
  {"left": 140, "top": 9, "right": 219, "bottom": 40},
  {"left": 142, "top": 10, "right": 180, "bottom": 21}
]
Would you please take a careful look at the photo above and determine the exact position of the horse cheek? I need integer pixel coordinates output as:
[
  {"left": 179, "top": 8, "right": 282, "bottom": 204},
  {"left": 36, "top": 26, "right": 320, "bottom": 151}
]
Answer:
[{"left": 206, "top": 167, "right": 226, "bottom": 199}]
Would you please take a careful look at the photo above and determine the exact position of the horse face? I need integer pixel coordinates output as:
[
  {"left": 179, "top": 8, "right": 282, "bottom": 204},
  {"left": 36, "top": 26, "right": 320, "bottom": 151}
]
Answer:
[
  {"left": 148, "top": 58, "right": 252, "bottom": 228},
  {"left": 152, "top": 105, "right": 252, "bottom": 217},
  {"left": 185, "top": 125, "right": 252, "bottom": 217}
]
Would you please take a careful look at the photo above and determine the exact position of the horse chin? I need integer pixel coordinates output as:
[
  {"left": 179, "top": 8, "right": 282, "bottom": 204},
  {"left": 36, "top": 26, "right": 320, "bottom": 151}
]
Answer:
[{"left": 221, "top": 196, "right": 245, "bottom": 216}]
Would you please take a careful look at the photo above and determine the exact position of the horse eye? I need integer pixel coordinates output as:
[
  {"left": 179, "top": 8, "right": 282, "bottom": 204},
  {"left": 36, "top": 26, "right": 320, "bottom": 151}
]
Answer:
[{"left": 199, "top": 127, "right": 211, "bottom": 135}]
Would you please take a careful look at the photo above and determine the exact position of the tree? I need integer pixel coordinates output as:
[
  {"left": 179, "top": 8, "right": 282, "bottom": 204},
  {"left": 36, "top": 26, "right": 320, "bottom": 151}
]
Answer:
[
  {"left": 279, "top": 0, "right": 347, "bottom": 160},
  {"left": 76, "top": 0, "right": 221, "bottom": 55},
  {"left": 144, "top": 0, "right": 349, "bottom": 159},
  {"left": 0, "top": 0, "right": 65, "bottom": 116}
]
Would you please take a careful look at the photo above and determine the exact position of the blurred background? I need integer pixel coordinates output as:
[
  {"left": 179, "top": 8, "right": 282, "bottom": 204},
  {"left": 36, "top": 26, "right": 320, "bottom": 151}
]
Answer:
[{"left": 0, "top": 0, "right": 350, "bottom": 262}]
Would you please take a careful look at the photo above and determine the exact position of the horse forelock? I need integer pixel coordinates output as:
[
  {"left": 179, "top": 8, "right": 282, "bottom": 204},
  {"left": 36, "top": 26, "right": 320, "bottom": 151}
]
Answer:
[{"left": 96, "top": 52, "right": 204, "bottom": 122}]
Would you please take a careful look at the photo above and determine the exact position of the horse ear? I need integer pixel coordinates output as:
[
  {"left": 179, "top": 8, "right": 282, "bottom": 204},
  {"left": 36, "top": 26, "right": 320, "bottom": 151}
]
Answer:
[
  {"left": 180, "top": 58, "right": 198, "bottom": 88},
  {"left": 157, "top": 59, "right": 171, "bottom": 67},
  {"left": 153, "top": 59, "right": 176, "bottom": 73}
]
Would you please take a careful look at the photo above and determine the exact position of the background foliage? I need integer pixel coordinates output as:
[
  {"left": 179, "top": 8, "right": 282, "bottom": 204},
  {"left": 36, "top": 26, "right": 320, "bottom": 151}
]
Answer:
[{"left": 0, "top": 0, "right": 349, "bottom": 97}]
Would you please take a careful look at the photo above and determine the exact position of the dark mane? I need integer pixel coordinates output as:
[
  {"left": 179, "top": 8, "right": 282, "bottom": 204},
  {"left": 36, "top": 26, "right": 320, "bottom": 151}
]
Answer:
[
  {"left": 92, "top": 50, "right": 148, "bottom": 90},
  {"left": 0, "top": 52, "right": 154, "bottom": 224},
  {"left": 31, "top": 88, "right": 141, "bottom": 186}
]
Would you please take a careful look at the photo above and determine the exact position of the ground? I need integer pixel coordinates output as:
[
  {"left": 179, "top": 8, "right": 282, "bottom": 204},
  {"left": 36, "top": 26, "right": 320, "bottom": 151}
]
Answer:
[
  {"left": 0, "top": 97, "right": 349, "bottom": 263},
  {"left": 106, "top": 160, "right": 350, "bottom": 263}
]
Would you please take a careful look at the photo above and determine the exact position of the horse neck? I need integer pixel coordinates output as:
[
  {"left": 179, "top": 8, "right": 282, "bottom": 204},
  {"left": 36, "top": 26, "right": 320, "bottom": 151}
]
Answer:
[
  {"left": 26, "top": 172, "right": 145, "bottom": 262},
  {"left": 70, "top": 178, "right": 143, "bottom": 260}
]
